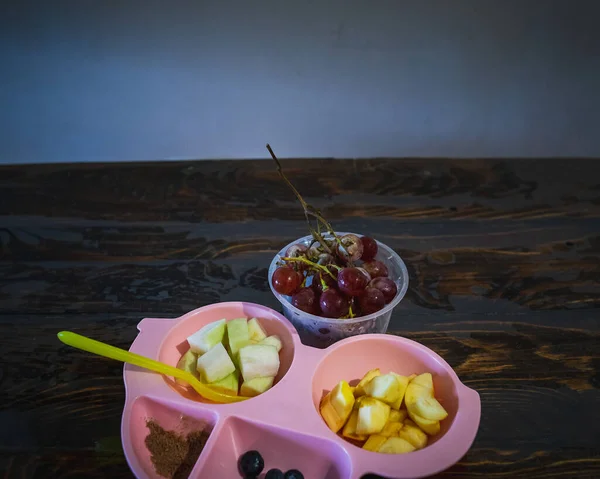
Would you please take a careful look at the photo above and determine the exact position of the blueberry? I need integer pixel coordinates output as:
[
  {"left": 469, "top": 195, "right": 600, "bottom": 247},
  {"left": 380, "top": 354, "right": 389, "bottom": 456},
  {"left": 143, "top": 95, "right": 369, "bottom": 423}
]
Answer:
[
  {"left": 239, "top": 450, "right": 264, "bottom": 477},
  {"left": 284, "top": 470, "right": 304, "bottom": 479},
  {"left": 265, "top": 469, "right": 285, "bottom": 479}
]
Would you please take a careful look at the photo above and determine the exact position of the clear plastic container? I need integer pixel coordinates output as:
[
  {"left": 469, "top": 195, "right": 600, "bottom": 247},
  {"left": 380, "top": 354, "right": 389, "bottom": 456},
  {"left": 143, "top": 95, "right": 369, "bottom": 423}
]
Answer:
[{"left": 268, "top": 232, "right": 409, "bottom": 348}]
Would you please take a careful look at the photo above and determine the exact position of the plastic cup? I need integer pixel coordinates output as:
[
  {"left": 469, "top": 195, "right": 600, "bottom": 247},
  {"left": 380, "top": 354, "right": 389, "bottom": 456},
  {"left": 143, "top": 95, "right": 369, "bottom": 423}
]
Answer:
[{"left": 268, "top": 232, "right": 409, "bottom": 348}]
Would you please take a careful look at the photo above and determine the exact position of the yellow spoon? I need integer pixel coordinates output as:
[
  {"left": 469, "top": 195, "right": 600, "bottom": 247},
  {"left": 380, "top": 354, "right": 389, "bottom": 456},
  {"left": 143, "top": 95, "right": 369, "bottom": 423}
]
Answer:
[{"left": 57, "top": 331, "right": 249, "bottom": 404}]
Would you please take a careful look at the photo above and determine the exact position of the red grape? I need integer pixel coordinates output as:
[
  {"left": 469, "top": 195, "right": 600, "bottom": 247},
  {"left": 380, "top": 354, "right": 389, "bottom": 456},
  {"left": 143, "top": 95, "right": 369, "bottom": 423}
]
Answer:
[
  {"left": 357, "top": 267, "right": 372, "bottom": 283},
  {"left": 319, "top": 289, "right": 350, "bottom": 318},
  {"left": 363, "top": 260, "right": 388, "bottom": 279},
  {"left": 338, "top": 267, "right": 368, "bottom": 296},
  {"left": 360, "top": 236, "right": 378, "bottom": 261},
  {"left": 292, "top": 287, "right": 319, "bottom": 314},
  {"left": 311, "top": 270, "right": 337, "bottom": 294},
  {"left": 337, "top": 234, "right": 364, "bottom": 262},
  {"left": 285, "top": 243, "right": 307, "bottom": 258},
  {"left": 272, "top": 266, "right": 302, "bottom": 295},
  {"left": 369, "top": 277, "right": 398, "bottom": 303},
  {"left": 358, "top": 287, "right": 386, "bottom": 315}
]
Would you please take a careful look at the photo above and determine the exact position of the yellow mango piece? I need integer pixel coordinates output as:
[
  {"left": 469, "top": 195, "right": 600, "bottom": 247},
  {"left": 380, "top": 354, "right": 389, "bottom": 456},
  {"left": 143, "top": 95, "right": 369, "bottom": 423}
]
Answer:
[
  {"left": 405, "top": 382, "right": 432, "bottom": 413},
  {"left": 320, "top": 393, "right": 345, "bottom": 433},
  {"left": 410, "top": 372, "right": 434, "bottom": 392},
  {"left": 354, "top": 368, "right": 381, "bottom": 397},
  {"left": 388, "top": 409, "right": 406, "bottom": 423},
  {"left": 380, "top": 421, "right": 404, "bottom": 437},
  {"left": 330, "top": 380, "right": 355, "bottom": 423},
  {"left": 413, "top": 395, "right": 448, "bottom": 421},
  {"left": 342, "top": 409, "right": 367, "bottom": 441},
  {"left": 408, "top": 410, "right": 441, "bottom": 436},
  {"left": 398, "top": 423, "right": 428, "bottom": 449},
  {"left": 378, "top": 437, "right": 416, "bottom": 454},
  {"left": 356, "top": 397, "right": 390, "bottom": 435},
  {"left": 390, "top": 373, "right": 410, "bottom": 410},
  {"left": 408, "top": 373, "right": 417, "bottom": 381},
  {"left": 363, "top": 434, "right": 387, "bottom": 452},
  {"left": 363, "top": 374, "right": 401, "bottom": 406}
]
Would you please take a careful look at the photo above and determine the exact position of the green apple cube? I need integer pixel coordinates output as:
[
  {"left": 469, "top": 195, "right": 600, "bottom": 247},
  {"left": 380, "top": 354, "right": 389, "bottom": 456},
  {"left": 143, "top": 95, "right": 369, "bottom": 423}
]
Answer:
[
  {"left": 247, "top": 317, "right": 268, "bottom": 342},
  {"left": 260, "top": 335, "right": 282, "bottom": 353},
  {"left": 240, "top": 376, "right": 274, "bottom": 397},
  {"left": 196, "top": 342, "right": 236, "bottom": 383},
  {"left": 187, "top": 319, "right": 226, "bottom": 355},
  {"left": 209, "top": 370, "right": 239, "bottom": 396},
  {"left": 175, "top": 349, "right": 198, "bottom": 386},
  {"left": 238, "top": 344, "right": 280, "bottom": 382},
  {"left": 226, "top": 318, "right": 250, "bottom": 356}
]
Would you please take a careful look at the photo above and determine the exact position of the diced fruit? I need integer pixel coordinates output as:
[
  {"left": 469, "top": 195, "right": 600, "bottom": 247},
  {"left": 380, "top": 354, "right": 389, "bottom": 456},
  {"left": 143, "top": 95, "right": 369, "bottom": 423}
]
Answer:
[
  {"left": 208, "top": 370, "right": 239, "bottom": 396},
  {"left": 260, "top": 335, "right": 283, "bottom": 353},
  {"left": 238, "top": 344, "right": 280, "bottom": 382},
  {"left": 354, "top": 368, "right": 381, "bottom": 397},
  {"left": 320, "top": 394, "right": 345, "bottom": 433},
  {"left": 410, "top": 372, "right": 434, "bottom": 392},
  {"left": 342, "top": 409, "right": 367, "bottom": 441},
  {"left": 413, "top": 395, "right": 448, "bottom": 421},
  {"left": 175, "top": 349, "right": 198, "bottom": 386},
  {"left": 356, "top": 397, "right": 390, "bottom": 435},
  {"left": 405, "top": 382, "right": 432, "bottom": 413},
  {"left": 196, "top": 342, "right": 236, "bottom": 383},
  {"left": 389, "top": 409, "right": 407, "bottom": 423},
  {"left": 248, "top": 317, "right": 268, "bottom": 341},
  {"left": 378, "top": 437, "right": 416, "bottom": 454},
  {"left": 226, "top": 318, "right": 250, "bottom": 356},
  {"left": 320, "top": 381, "right": 355, "bottom": 433},
  {"left": 380, "top": 421, "right": 404, "bottom": 437},
  {"left": 187, "top": 319, "right": 226, "bottom": 355},
  {"left": 390, "top": 373, "right": 410, "bottom": 410},
  {"left": 363, "top": 434, "right": 387, "bottom": 452},
  {"left": 398, "top": 423, "right": 428, "bottom": 449},
  {"left": 363, "top": 373, "right": 401, "bottom": 406},
  {"left": 240, "top": 376, "right": 275, "bottom": 397},
  {"left": 330, "top": 381, "right": 355, "bottom": 422},
  {"left": 408, "top": 410, "right": 441, "bottom": 436}
]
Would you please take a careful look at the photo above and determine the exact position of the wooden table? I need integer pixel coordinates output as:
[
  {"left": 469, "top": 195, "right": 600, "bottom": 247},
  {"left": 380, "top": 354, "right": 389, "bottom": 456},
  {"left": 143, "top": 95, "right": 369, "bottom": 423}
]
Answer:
[{"left": 0, "top": 158, "right": 599, "bottom": 478}]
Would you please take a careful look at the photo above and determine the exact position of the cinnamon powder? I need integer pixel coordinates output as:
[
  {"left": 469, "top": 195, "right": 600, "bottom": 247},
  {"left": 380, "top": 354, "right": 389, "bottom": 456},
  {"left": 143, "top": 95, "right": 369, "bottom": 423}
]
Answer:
[{"left": 145, "top": 419, "right": 210, "bottom": 479}]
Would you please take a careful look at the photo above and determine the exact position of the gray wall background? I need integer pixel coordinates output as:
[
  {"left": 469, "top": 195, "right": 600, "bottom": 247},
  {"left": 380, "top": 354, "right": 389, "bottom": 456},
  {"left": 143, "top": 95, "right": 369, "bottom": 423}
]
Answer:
[{"left": 1, "top": 0, "right": 599, "bottom": 164}]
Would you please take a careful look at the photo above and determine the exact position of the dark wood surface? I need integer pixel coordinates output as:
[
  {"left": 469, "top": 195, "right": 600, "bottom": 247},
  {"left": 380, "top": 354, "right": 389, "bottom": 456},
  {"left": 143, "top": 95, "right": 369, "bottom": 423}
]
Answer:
[{"left": 0, "top": 158, "right": 599, "bottom": 478}]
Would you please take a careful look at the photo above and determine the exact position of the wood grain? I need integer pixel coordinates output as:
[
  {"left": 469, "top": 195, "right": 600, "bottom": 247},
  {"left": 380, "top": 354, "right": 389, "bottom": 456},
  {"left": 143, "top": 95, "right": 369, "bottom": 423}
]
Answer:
[{"left": 0, "top": 157, "right": 599, "bottom": 478}]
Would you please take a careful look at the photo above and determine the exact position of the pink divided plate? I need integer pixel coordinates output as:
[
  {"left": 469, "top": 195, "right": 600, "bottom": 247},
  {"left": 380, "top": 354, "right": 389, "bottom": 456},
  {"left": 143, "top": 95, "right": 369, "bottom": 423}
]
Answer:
[{"left": 121, "top": 302, "right": 481, "bottom": 479}]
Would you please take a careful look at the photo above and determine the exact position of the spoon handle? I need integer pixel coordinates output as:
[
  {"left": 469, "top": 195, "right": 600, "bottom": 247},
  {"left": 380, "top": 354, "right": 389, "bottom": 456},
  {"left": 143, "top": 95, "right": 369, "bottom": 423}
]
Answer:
[
  {"left": 58, "top": 330, "right": 187, "bottom": 378},
  {"left": 56, "top": 330, "right": 243, "bottom": 403}
]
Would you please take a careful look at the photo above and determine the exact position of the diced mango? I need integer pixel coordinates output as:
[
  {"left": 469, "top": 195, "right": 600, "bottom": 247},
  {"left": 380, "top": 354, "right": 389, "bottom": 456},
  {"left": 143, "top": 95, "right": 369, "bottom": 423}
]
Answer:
[
  {"left": 356, "top": 397, "right": 390, "bottom": 435},
  {"left": 354, "top": 369, "right": 381, "bottom": 397},
  {"left": 342, "top": 409, "right": 367, "bottom": 441},
  {"left": 363, "top": 434, "right": 387, "bottom": 452},
  {"left": 378, "top": 437, "right": 416, "bottom": 454}
]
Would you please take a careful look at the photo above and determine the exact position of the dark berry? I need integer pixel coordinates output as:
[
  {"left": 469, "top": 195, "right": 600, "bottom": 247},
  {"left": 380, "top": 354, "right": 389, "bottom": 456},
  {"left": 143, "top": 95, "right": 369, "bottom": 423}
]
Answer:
[
  {"left": 284, "top": 470, "right": 304, "bottom": 479},
  {"left": 360, "top": 236, "right": 378, "bottom": 261},
  {"left": 239, "top": 450, "right": 264, "bottom": 477},
  {"left": 265, "top": 469, "right": 285, "bottom": 479}
]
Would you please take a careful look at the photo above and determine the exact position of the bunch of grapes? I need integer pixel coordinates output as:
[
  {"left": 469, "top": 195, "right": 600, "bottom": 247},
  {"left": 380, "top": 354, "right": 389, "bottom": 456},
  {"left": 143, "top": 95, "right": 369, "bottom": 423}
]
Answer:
[{"left": 271, "top": 233, "right": 398, "bottom": 319}]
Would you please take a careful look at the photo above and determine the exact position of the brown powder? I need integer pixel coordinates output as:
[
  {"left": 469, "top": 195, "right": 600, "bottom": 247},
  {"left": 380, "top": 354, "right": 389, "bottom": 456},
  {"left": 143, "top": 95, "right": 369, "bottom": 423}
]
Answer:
[{"left": 144, "top": 419, "right": 210, "bottom": 479}]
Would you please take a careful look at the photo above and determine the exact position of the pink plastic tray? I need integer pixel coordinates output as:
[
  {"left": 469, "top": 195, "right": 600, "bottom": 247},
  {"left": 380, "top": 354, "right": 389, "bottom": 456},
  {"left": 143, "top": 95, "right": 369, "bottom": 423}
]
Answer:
[{"left": 121, "top": 302, "right": 481, "bottom": 479}]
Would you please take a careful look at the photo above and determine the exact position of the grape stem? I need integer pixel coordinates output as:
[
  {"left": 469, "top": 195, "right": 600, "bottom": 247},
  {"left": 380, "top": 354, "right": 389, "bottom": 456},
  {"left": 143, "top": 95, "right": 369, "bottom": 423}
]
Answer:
[
  {"left": 266, "top": 144, "right": 349, "bottom": 258},
  {"left": 281, "top": 256, "right": 336, "bottom": 280}
]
